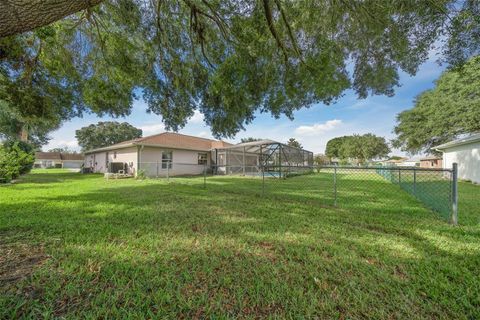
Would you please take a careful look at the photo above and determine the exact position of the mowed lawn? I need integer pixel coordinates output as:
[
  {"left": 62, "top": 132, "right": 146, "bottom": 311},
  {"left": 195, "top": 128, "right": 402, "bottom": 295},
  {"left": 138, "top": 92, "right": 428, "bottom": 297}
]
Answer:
[{"left": 1, "top": 170, "right": 479, "bottom": 319}]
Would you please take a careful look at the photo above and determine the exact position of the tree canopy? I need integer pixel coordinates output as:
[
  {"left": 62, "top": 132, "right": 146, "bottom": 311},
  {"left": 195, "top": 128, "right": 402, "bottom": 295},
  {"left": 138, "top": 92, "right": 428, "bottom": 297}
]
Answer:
[
  {"left": 1, "top": 1, "right": 479, "bottom": 145},
  {"left": 286, "top": 138, "right": 302, "bottom": 149},
  {"left": 240, "top": 137, "right": 262, "bottom": 143},
  {"left": 313, "top": 154, "right": 329, "bottom": 166},
  {"left": 75, "top": 122, "right": 142, "bottom": 151},
  {"left": 48, "top": 147, "right": 76, "bottom": 153},
  {"left": 393, "top": 55, "right": 480, "bottom": 154},
  {"left": 325, "top": 134, "right": 390, "bottom": 164}
]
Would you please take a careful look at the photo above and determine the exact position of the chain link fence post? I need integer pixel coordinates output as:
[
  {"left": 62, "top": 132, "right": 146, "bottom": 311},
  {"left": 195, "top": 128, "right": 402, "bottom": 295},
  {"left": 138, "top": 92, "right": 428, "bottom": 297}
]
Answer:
[
  {"left": 413, "top": 167, "right": 417, "bottom": 197},
  {"left": 167, "top": 162, "right": 169, "bottom": 182},
  {"left": 262, "top": 164, "right": 265, "bottom": 196},
  {"left": 156, "top": 160, "right": 159, "bottom": 178},
  {"left": 334, "top": 166, "right": 337, "bottom": 207},
  {"left": 203, "top": 163, "right": 207, "bottom": 189},
  {"left": 451, "top": 162, "right": 458, "bottom": 225}
]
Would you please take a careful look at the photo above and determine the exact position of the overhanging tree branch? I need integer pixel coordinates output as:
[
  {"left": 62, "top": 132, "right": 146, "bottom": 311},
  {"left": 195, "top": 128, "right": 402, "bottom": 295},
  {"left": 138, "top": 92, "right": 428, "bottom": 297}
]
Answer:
[{"left": 0, "top": 0, "right": 104, "bottom": 38}]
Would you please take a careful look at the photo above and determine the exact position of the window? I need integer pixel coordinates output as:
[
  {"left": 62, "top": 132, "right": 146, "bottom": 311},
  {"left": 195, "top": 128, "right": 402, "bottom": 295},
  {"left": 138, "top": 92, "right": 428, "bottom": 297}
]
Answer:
[
  {"left": 198, "top": 153, "right": 208, "bottom": 165},
  {"left": 162, "top": 151, "right": 172, "bottom": 169}
]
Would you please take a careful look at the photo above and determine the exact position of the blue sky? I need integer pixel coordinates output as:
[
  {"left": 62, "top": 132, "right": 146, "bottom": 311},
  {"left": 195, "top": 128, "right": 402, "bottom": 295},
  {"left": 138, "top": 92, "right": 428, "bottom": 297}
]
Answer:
[{"left": 45, "top": 53, "right": 445, "bottom": 155}]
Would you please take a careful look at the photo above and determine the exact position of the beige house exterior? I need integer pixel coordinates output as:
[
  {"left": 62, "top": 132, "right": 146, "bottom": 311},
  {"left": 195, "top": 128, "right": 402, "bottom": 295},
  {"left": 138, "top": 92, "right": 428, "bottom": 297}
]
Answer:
[{"left": 84, "top": 132, "right": 232, "bottom": 177}]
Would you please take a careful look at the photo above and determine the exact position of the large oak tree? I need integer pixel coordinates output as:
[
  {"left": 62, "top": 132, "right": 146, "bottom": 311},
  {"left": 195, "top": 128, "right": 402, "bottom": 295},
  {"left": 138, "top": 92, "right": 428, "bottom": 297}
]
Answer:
[
  {"left": 326, "top": 134, "right": 390, "bottom": 164},
  {"left": 75, "top": 121, "right": 142, "bottom": 151},
  {"left": 1, "top": 0, "right": 479, "bottom": 145},
  {"left": 393, "top": 55, "right": 480, "bottom": 154}
]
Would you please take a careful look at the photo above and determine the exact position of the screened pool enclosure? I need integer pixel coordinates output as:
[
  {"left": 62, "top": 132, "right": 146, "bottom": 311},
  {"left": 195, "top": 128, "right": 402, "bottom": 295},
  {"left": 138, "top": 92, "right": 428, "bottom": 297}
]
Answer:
[{"left": 213, "top": 140, "right": 314, "bottom": 178}]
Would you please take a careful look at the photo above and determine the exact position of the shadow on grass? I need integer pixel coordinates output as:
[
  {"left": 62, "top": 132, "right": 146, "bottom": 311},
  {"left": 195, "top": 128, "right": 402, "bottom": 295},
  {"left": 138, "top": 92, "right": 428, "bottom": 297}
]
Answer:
[{"left": 1, "top": 172, "right": 479, "bottom": 318}]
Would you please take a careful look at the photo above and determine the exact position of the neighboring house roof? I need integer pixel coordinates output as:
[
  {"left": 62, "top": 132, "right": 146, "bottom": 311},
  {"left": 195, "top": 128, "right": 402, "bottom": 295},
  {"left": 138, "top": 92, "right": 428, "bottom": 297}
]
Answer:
[
  {"left": 385, "top": 158, "right": 408, "bottom": 163},
  {"left": 35, "top": 152, "right": 84, "bottom": 161},
  {"left": 420, "top": 156, "right": 442, "bottom": 161},
  {"left": 434, "top": 133, "right": 480, "bottom": 151},
  {"left": 35, "top": 152, "right": 61, "bottom": 160},
  {"left": 84, "top": 132, "right": 234, "bottom": 154},
  {"left": 399, "top": 158, "right": 420, "bottom": 163}
]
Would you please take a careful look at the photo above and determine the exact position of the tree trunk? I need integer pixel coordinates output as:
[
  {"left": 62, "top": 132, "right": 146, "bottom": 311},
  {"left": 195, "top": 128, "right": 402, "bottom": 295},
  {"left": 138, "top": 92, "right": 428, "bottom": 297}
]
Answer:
[
  {"left": 0, "top": 0, "right": 104, "bottom": 38},
  {"left": 18, "top": 124, "right": 28, "bottom": 142}
]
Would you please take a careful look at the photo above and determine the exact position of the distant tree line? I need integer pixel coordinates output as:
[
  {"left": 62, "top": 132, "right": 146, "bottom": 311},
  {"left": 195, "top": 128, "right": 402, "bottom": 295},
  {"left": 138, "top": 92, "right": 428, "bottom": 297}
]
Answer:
[{"left": 325, "top": 134, "right": 390, "bottom": 164}]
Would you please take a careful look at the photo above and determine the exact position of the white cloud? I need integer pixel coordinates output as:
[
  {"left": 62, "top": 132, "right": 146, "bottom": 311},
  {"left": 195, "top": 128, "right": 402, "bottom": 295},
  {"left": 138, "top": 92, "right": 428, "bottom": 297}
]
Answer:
[
  {"left": 139, "top": 123, "right": 165, "bottom": 135},
  {"left": 346, "top": 100, "right": 369, "bottom": 110},
  {"left": 294, "top": 119, "right": 343, "bottom": 136},
  {"left": 45, "top": 139, "right": 79, "bottom": 151},
  {"left": 189, "top": 110, "right": 204, "bottom": 124},
  {"left": 196, "top": 131, "right": 210, "bottom": 138}
]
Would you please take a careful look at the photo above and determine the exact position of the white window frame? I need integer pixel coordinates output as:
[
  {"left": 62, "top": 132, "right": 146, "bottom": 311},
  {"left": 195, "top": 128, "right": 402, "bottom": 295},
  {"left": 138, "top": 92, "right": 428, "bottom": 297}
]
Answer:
[
  {"left": 162, "top": 151, "right": 173, "bottom": 169},
  {"left": 198, "top": 153, "right": 208, "bottom": 165}
]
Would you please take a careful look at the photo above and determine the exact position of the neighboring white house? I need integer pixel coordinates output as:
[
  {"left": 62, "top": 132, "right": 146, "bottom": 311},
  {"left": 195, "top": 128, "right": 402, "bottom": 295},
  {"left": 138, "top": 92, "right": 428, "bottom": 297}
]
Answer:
[
  {"left": 435, "top": 133, "right": 480, "bottom": 184},
  {"left": 34, "top": 152, "right": 84, "bottom": 169}
]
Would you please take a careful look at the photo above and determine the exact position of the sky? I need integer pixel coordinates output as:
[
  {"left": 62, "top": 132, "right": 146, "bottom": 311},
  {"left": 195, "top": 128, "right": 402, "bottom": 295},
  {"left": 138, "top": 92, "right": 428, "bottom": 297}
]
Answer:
[{"left": 44, "top": 53, "right": 445, "bottom": 156}]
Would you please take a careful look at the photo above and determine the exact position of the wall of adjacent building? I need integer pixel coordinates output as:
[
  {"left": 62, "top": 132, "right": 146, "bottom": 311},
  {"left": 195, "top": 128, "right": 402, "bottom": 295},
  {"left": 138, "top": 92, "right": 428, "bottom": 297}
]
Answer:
[
  {"left": 85, "top": 147, "right": 138, "bottom": 174},
  {"left": 107, "top": 147, "right": 138, "bottom": 175},
  {"left": 85, "top": 152, "right": 107, "bottom": 173},
  {"left": 442, "top": 142, "right": 480, "bottom": 184},
  {"left": 139, "top": 146, "right": 211, "bottom": 177}
]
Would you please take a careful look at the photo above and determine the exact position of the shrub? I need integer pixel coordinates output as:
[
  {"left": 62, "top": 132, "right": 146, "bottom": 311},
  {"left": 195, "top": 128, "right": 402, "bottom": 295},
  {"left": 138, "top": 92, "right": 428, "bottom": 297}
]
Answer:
[
  {"left": 0, "top": 141, "right": 35, "bottom": 181},
  {"left": 136, "top": 169, "right": 146, "bottom": 180}
]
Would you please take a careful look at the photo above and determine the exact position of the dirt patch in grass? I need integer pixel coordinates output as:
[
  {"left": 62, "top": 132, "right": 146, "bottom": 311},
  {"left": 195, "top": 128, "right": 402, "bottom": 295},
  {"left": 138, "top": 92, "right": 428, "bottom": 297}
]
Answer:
[{"left": 0, "top": 241, "right": 49, "bottom": 289}]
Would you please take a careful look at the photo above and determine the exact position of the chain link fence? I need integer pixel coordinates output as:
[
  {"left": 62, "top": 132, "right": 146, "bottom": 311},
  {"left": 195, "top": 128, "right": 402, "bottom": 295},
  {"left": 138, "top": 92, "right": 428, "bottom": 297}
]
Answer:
[
  {"left": 138, "top": 161, "right": 208, "bottom": 187},
  {"left": 318, "top": 165, "right": 458, "bottom": 223},
  {"left": 127, "top": 162, "right": 459, "bottom": 224}
]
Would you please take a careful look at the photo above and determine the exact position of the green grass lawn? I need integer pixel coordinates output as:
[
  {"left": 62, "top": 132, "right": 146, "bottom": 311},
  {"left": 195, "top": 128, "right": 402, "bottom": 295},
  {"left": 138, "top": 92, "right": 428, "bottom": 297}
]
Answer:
[{"left": 1, "top": 170, "right": 479, "bottom": 318}]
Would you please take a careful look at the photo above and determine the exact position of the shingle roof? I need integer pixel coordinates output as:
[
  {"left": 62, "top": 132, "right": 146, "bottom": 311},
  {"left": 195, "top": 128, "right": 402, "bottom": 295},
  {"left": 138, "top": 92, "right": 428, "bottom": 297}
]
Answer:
[
  {"left": 35, "top": 152, "right": 62, "bottom": 160},
  {"left": 434, "top": 133, "right": 480, "bottom": 150},
  {"left": 84, "top": 132, "right": 234, "bottom": 153},
  {"left": 35, "top": 152, "right": 83, "bottom": 161},
  {"left": 136, "top": 132, "right": 228, "bottom": 151}
]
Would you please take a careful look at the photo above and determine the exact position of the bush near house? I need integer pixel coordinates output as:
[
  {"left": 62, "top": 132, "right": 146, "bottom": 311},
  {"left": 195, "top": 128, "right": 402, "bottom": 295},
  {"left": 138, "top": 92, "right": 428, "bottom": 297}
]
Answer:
[{"left": 0, "top": 140, "right": 35, "bottom": 182}]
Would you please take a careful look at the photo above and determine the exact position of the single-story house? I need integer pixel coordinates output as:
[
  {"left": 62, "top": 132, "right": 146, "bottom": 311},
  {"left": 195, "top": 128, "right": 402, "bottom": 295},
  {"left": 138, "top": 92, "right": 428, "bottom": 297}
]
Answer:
[
  {"left": 84, "top": 132, "right": 233, "bottom": 177},
  {"left": 84, "top": 132, "right": 314, "bottom": 177},
  {"left": 396, "top": 158, "right": 420, "bottom": 167},
  {"left": 372, "top": 157, "right": 408, "bottom": 167},
  {"left": 420, "top": 156, "right": 443, "bottom": 169},
  {"left": 34, "top": 152, "right": 84, "bottom": 169},
  {"left": 435, "top": 133, "right": 480, "bottom": 184}
]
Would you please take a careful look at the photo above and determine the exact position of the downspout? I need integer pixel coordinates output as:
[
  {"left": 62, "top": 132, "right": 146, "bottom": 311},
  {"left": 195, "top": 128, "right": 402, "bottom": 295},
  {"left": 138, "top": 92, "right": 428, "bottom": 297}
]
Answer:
[
  {"left": 434, "top": 148, "right": 445, "bottom": 169},
  {"left": 137, "top": 144, "right": 144, "bottom": 177},
  {"left": 215, "top": 148, "right": 218, "bottom": 175}
]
